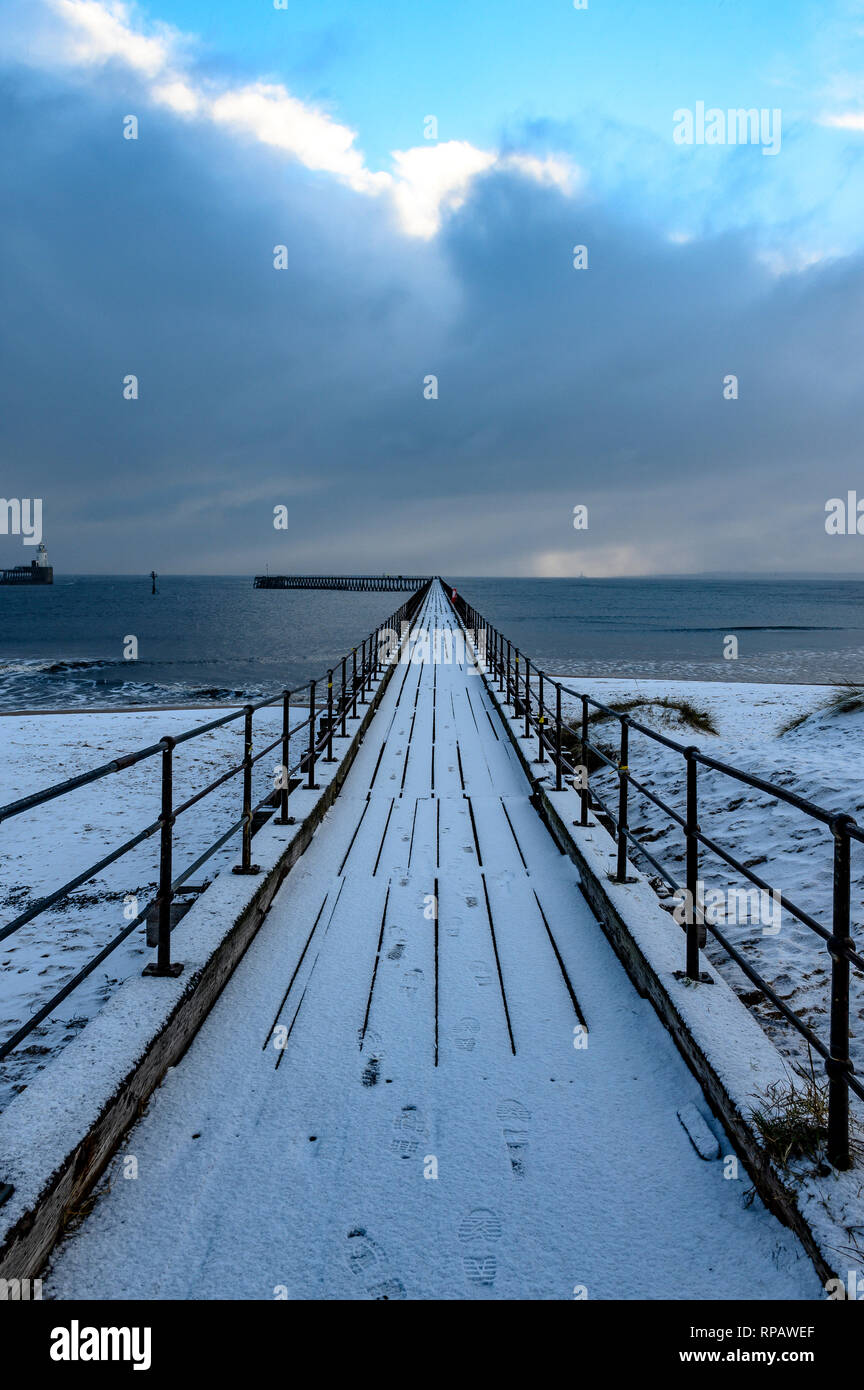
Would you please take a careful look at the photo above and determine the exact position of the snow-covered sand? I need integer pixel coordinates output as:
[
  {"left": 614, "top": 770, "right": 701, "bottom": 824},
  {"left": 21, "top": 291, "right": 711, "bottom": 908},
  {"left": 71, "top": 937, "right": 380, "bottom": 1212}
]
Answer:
[
  {"left": 0, "top": 704, "right": 301, "bottom": 1109},
  {"left": 555, "top": 677, "right": 864, "bottom": 1080}
]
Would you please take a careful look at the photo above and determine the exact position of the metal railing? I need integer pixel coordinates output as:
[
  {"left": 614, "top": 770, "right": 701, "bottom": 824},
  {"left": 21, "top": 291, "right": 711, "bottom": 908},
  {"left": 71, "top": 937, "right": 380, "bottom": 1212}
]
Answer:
[
  {"left": 447, "top": 586, "right": 863, "bottom": 1171},
  {"left": 0, "top": 583, "right": 431, "bottom": 1063}
]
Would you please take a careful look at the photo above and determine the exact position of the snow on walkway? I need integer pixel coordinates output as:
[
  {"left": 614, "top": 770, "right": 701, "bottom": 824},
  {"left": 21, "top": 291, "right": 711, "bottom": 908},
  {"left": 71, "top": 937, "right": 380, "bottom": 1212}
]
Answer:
[{"left": 46, "top": 582, "right": 821, "bottom": 1300}]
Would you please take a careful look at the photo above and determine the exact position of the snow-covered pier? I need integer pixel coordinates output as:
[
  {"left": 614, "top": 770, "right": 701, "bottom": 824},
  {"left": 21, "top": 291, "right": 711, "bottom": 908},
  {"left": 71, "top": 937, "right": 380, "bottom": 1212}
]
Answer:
[{"left": 41, "top": 581, "right": 821, "bottom": 1299}]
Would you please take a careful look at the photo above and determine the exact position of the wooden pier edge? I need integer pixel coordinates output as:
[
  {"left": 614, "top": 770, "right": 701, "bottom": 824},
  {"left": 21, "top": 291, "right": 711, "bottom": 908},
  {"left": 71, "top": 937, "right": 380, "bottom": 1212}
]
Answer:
[
  {"left": 461, "top": 636, "right": 855, "bottom": 1293},
  {"left": 0, "top": 656, "right": 402, "bottom": 1283}
]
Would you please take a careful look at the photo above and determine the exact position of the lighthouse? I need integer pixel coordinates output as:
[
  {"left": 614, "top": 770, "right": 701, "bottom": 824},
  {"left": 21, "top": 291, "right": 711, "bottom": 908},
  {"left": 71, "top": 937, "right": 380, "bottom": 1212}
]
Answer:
[
  {"left": 1, "top": 541, "right": 53, "bottom": 584},
  {"left": 27, "top": 541, "right": 53, "bottom": 584}
]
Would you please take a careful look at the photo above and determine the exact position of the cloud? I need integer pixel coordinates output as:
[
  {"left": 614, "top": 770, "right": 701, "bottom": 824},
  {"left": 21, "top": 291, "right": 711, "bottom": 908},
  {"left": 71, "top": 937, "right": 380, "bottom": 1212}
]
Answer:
[
  {"left": 2, "top": 48, "right": 863, "bottom": 580},
  {"left": 387, "top": 146, "right": 580, "bottom": 238},
  {"left": 389, "top": 142, "right": 498, "bottom": 238},
  {"left": 2, "top": 0, "right": 582, "bottom": 236},
  {"left": 819, "top": 111, "right": 864, "bottom": 131},
  {"left": 0, "top": 3, "right": 862, "bottom": 579},
  {"left": 51, "top": 0, "right": 177, "bottom": 77},
  {"left": 207, "top": 82, "right": 390, "bottom": 196}
]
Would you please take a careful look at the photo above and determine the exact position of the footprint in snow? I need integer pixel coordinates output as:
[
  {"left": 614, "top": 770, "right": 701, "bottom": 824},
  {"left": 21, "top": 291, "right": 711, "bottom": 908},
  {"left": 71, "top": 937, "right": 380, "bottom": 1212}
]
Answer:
[
  {"left": 390, "top": 1104, "right": 427, "bottom": 1158},
  {"left": 463, "top": 1255, "right": 497, "bottom": 1287},
  {"left": 458, "top": 1207, "right": 502, "bottom": 1242},
  {"left": 358, "top": 1026, "right": 384, "bottom": 1057},
  {"left": 453, "top": 1017, "right": 480, "bottom": 1051},
  {"left": 470, "top": 960, "right": 493, "bottom": 987},
  {"left": 361, "top": 1056, "right": 380, "bottom": 1088},
  {"left": 497, "top": 1098, "right": 531, "bottom": 1178},
  {"left": 458, "top": 1206, "right": 502, "bottom": 1289},
  {"left": 345, "top": 1229, "right": 407, "bottom": 1300}
]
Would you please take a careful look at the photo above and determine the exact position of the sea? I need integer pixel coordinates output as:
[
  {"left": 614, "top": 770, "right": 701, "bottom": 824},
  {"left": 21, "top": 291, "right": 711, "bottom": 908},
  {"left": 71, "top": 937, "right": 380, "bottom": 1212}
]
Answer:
[{"left": 0, "top": 574, "right": 863, "bottom": 711}]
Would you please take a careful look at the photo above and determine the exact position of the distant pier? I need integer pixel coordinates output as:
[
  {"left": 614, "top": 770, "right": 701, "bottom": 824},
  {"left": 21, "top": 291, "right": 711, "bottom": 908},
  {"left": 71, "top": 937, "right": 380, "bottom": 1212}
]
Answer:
[
  {"left": 0, "top": 541, "right": 53, "bottom": 586},
  {"left": 253, "top": 574, "right": 430, "bottom": 592},
  {"left": 0, "top": 561, "right": 53, "bottom": 586}
]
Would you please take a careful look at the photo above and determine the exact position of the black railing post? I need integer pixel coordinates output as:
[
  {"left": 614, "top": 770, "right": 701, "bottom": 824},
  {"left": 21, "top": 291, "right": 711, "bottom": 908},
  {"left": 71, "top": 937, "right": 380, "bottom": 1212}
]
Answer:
[
  {"left": 143, "top": 736, "right": 182, "bottom": 976},
  {"left": 325, "top": 669, "right": 335, "bottom": 761},
  {"left": 277, "top": 689, "right": 291, "bottom": 823},
  {"left": 555, "top": 684, "right": 562, "bottom": 791},
  {"left": 352, "top": 648, "right": 358, "bottom": 718},
  {"left": 359, "top": 640, "right": 368, "bottom": 703},
  {"left": 828, "top": 813, "right": 853, "bottom": 1169},
  {"left": 497, "top": 631, "right": 504, "bottom": 691},
  {"left": 514, "top": 651, "right": 521, "bottom": 718},
  {"left": 538, "top": 671, "right": 545, "bottom": 762},
  {"left": 615, "top": 717, "right": 629, "bottom": 882},
  {"left": 507, "top": 642, "right": 512, "bottom": 704},
  {"left": 685, "top": 747, "right": 702, "bottom": 979},
  {"left": 580, "top": 694, "right": 589, "bottom": 826},
  {"left": 307, "top": 680, "right": 318, "bottom": 789},
  {"left": 524, "top": 658, "right": 531, "bottom": 737},
  {"left": 233, "top": 705, "right": 260, "bottom": 876},
  {"left": 341, "top": 655, "right": 348, "bottom": 737}
]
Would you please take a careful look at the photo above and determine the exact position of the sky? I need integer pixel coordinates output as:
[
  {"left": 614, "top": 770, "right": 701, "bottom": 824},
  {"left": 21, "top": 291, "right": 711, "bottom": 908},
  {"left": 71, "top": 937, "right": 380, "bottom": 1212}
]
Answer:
[{"left": 0, "top": 0, "right": 863, "bottom": 576}]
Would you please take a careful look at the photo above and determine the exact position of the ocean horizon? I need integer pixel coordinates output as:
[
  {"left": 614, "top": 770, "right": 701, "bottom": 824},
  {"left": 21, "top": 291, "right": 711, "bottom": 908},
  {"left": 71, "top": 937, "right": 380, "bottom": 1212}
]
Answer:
[{"left": 1, "top": 573, "right": 863, "bottom": 709}]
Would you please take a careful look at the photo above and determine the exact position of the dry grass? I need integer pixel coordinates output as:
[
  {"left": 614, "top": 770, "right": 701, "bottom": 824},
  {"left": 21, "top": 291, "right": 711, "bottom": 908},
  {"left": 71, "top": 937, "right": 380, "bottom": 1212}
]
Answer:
[
  {"left": 585, "top": 695, "right": 718, "bottom": 736},
  {"left": 778, "top": 684, "right": 864, "bottom": 736},
  {"left": 826, "top": 687, "right": 864, "bottom": 716},
  {"left": 750, "top": 1051, "right": 863, "bottom": 1169},
  {"left": 560, "top": 695, "right": 718, "bottom": 771}
]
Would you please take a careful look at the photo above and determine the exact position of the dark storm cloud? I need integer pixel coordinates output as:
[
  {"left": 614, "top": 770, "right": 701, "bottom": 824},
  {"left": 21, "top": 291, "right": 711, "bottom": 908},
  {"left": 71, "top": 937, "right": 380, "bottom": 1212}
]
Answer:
[{"left": 0, "top": 63, "right": 862, "bottom": 577}]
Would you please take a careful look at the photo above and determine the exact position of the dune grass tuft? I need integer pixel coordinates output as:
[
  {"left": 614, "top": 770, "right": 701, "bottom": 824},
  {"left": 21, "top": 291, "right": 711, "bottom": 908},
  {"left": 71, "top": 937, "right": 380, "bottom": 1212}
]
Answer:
[
  {"left": 750, "top": 1051, "right": 862, "bottom": 1169},
  {"left": 778, "top": 684, "right": 864, "bottom": 736}
]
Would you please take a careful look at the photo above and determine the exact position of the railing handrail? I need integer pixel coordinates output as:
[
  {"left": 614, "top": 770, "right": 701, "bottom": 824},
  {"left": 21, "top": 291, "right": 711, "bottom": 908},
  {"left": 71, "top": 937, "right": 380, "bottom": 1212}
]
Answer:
[
  {"left": 0, "top": 616, "right": 444, "bottom": 826},
  {"left": 0, "top": 581, "right": 433, "bottom": 1063},
  {"left": 0, "top": 682, "right": 333, "bottom": 825},
  {"left": 554, "top": 683, "right": 850, "bottom": 829},
  {"left": 444, "top": 583, "right": 861, "bottom": 1170}
]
